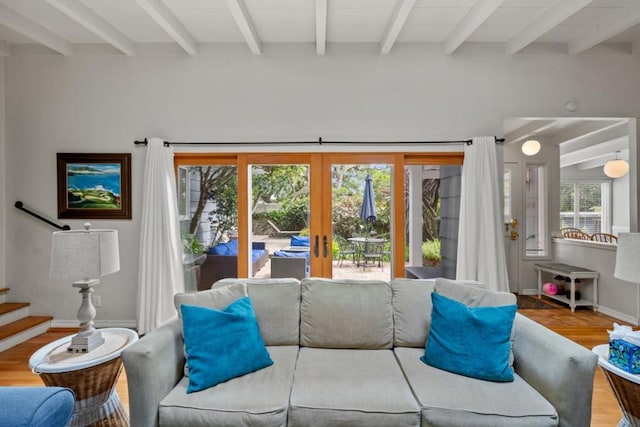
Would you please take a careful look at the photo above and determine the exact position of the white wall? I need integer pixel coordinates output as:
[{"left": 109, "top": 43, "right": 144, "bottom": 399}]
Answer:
[
  {"left": 0, "top": 57, "right": 5, "bottom": 289},
  {"left": 4, "top": 45, "right": 640, "bottom": 326}
]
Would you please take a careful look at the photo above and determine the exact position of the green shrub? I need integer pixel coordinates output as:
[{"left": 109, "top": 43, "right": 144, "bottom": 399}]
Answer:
[{"left": 422, "top": 240, "right": 441, "bottom": 263}]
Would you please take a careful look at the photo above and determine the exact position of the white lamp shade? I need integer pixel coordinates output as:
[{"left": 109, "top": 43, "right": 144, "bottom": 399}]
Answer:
[
  {"left": 614, "top": 233, "right": 640, "bottom": 282},
  {"left": 521, "top": 139, "right": 541, "bottom": 156},
  {"left": 50, "top": 229, "right": 120, "bottom": 280},
  {"left": 603, "top": 159, "right": 629, "bottom": 178}
]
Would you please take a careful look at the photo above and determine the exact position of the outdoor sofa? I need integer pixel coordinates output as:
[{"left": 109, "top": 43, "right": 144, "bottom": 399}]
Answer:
[
  {"left": 197, "top": 240, "right": 268, "bottom": 290},
  {"left": 122, "top": 277, "right": 598, "bottom": 427}
]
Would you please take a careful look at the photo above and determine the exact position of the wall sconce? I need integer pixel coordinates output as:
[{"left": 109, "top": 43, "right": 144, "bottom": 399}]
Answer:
[
  {"left": 521, "top": 139, "right": 541, "bottom": 156},
  {"left": 603, "top": 151, "right": 629, "bottom": 179}
]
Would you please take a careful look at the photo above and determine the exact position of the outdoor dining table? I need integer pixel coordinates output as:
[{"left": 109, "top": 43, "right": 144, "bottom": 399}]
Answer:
[{"left": 348, "top": 237, "right": 386, "bottom": 268}]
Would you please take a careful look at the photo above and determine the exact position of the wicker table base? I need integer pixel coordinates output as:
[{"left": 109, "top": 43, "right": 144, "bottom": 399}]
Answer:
[
  {"left": 593, "top": 344, "right": 640, "bottom": 427},
  {"left": 39, "top": 357, "right": 128, "bottom": 427},
  {"left": 29, "top": 328, "right": 138, "bottom": 427}
]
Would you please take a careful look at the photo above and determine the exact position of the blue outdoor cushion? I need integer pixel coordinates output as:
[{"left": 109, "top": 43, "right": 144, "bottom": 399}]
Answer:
[
  {"left": 181, "top": 297, "right": 273, "bottom": 393},
  {"left": 421, "top": 292, "right": 516, "bottom": 382},
  {"left": 210, "top": 240, "right": 239, "bottom": 256},
  {"left": 273, "top": 250, "right": 309, "bottom": 258},
  {"left": 0, "top": 386, "right": 75, "bottom": 427},
  {"left": 290, "top": 235, "right": 310, "bottom": 247}
]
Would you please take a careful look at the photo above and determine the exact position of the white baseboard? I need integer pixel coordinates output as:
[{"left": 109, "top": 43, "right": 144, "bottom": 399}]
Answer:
[
  {"left": 519, "top": 288, "right": 539, "bottom": 296},
  {"left": 51, "top": 319, "right": 137, "bottom": 329},
  {"left": 597, "top": 306, "right": 639, "bottom": 326}
]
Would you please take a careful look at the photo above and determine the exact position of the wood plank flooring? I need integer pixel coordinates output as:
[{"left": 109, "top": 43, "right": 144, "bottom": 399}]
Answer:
[{"left": 0, "top": 300, "right": 630, "bottom": 426}]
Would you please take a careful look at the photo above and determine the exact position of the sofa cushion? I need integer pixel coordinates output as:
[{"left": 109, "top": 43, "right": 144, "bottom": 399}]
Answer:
[
  {"left": 395, "top": 347, "right": 558, "bottom": 427},
  {"left": 391, "top": 278, "right": 436, "bottom": 347},
  {"left": 391, "top": 278, "right": 486, "bottom": 348},
  {"left": 181, "top": 298, "right": 273, "bottom": 393},
  {"left": 289, "top": 348, "right": 420, "bottom": 427},
  {"left": 160, "top": 346, "right": 298, "bottom": 427},
  {"left": 423, "top": 292, "right": 516, "bottom": 382},
  {"left": 214, "top": 278, "right": 301, "bottom": 346},
  {"left": 300, "top": 278, "right": 393, "bottom": 349},
  {"left": 291, "top": 235, "right": 310, "bottom": 247}
]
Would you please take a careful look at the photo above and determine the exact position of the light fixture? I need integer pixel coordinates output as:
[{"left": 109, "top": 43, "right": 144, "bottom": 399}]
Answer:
[
  {"left": 604, "top": 152, "right": 629, "bottom": 179},
  {"left": 614, "top": 233, "right": 640, "bottom": 325},
  {"left": 521, "top": 139, "right": 541, "bottom": 156},
  {"left": 50, "top": 223, "right": 120, "bottom": 353}
]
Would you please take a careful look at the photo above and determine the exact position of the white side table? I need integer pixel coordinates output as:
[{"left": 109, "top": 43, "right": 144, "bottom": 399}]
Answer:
[
  {"left": 29, "top": 328, "right": 138, "bottom": 427},
  {"left": 592, "top": 344, "right": 640, "bottom": 427}
]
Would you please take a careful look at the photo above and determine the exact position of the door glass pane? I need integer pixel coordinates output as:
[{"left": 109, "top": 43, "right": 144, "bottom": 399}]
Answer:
[
  {"left": 524, "top": 165, "right": 547, "bottom": 257},
  {"left": 404, "top": 165, "right": 461, "bottom": 280},
  {"left": 332, "top": 163, "right": 391, "bottom": 281},
  {"left": 251, "top": 164, "right": 310, "bottom": 279},
  {"left": 177, "top": 165, "right": 238, "bottom": 291}
]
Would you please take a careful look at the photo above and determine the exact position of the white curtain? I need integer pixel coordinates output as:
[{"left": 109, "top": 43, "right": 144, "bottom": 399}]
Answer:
[
  {"left": 137, "top": 137, "right": 185, "bottom": 335},
  {"left": 456, "top": 136, "right": 509, "bottom": 292}
]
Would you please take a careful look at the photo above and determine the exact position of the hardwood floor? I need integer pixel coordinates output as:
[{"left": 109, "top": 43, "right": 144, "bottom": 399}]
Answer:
[{"left": 0, "top": 301, "right": 629, "bottom": 426}]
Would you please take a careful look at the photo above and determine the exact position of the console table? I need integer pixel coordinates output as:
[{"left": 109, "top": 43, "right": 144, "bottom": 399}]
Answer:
[{"left": 534, "top": 263, "right": 599, "bottom": 312}]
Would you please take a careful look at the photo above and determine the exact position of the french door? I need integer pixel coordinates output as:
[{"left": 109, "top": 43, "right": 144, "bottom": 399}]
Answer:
[{"left": 175, "top": 152, "right": 462, "bottom": 281}]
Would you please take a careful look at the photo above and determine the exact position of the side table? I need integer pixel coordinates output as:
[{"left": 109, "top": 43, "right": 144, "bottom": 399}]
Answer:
[
  {"left": 29, "top": 328, "right": 138, "bottom": 427},
  {"left": 592, "top": 344, "right": 640, "bottom": 427}
]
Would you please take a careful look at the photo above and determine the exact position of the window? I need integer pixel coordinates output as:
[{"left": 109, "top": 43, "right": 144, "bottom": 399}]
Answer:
[
  {"left": 560, "top": 181, "right": 610, "bottom": 234},
  {"left": 524, "top": 165, "right": 547, "bottom": 257}
]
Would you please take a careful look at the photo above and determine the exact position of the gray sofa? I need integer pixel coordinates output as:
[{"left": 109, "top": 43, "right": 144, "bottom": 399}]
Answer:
[{"left": 122, "top": 277, "right": 598, "bottom": 427}]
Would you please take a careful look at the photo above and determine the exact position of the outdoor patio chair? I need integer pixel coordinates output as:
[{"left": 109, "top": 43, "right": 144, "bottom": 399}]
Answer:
[
  {"left": 361, "top": 239, "right": 385, "bottom": 270},
  {"left": 336, "top": 236, "right": 358, "bottom": 266}
]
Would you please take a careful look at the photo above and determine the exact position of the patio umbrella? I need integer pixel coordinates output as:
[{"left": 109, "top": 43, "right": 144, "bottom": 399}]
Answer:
[{"left": 360, "top": 174, "right": 377, "bottom": 223}]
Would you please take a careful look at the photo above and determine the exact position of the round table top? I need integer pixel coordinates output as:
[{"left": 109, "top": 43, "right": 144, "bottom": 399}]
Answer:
[
  {"left": 592, "top": 344, "right": 640, "bottom": 385},
  {"left": 29, "top": 328, "right": 138, "bottom": 374}
]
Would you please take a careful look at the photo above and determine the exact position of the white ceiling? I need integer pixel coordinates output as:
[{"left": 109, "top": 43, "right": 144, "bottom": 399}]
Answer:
[
  {"left": 0, "top": 0, "right": 639, "bottom": 56},
  {"left": 504, "top": 116, "right": 630, "bottom": 171}
]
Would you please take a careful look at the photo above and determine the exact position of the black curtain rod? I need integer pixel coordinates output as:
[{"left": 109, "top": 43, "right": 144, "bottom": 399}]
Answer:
[
  {"left": 14, "top": 201, "right": 70, "bottom": 231},
  {"left": 133, "top": 137, "right": 505, "bottom": 147}
]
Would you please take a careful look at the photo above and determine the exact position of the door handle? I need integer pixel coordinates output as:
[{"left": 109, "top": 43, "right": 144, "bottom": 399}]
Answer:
[
  {"left": 510, "top": 231, "right": 519, "bottom": 241},
  {"left": 323, "top": 235, "right": 328, "bottom": 258},
  {"left": 314, "top": 235, "right": 319, "bottom": 257}
]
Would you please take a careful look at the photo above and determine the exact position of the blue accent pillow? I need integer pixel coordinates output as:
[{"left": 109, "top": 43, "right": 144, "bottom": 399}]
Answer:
[
  {"left": 211, "top": 242, "right": 230, "bottom": 255},
  {"left": 180, "top": 297, "right": 273, "bottom": 393},
  {"left": 421, "top": 292, "right": 516, "bottom": 382}
]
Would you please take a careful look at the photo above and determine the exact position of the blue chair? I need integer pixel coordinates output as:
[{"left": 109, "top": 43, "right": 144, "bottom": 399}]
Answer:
[{"left": 0, "top": 386, "right": 75, "bottom": 427}]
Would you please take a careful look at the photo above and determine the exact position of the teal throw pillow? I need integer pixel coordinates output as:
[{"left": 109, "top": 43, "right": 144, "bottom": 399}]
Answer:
[
  {"left": 180, "top": 297, "right": 273, "bottom": 393},
  {"left": 421, "top": 292, "right": 516, "bottom": 382}
]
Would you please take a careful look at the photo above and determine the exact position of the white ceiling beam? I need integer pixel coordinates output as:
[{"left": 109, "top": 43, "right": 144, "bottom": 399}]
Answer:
[
  {"left": 504, "top": 119, "right": 556, "bottom": 144},
  {"left": 380, "top": 0, "right": 415, "bottom": 55},
  {"left": 559, "top": 123, "right": 629, "bottom": 155},
  {"left": 568, "top": 7, "right": 640, "bottom": 55},
  {"left": 506, "top": 0, "right": 594, "bottom": 55},
  {"left": 0, "top": 3, "right": 72, "bottom": 55},
  {"left": 576, "top": 153, "right": 616, "bottom": 171},
  {"left": 315, "top": 0, "right": 327, "bottom": 55},
  {"left": 560, "top": 136, "right": 628, "bottom": 168},
  {"left": 443, "top": 0, "right": 503, "bottom": 55},
  {"left": 136, "top": 0, "right": 197, "bottom": 55},
  {"left": 0, "top": 41, "right": 9, "bottom": 56},
  {"left": 551, "top": 120, "right": 627, "bottom": 146},
  {"left": 225, "top": 0, "right": 261, "bottom": 55},
  {"left": 47, "top": 0, "right": 135, "bottom": 56}
]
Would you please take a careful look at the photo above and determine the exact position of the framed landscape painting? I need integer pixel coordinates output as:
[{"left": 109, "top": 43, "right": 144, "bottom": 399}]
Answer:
[{"left": 57, "top": 153, "right": 132, "bottom": 219}]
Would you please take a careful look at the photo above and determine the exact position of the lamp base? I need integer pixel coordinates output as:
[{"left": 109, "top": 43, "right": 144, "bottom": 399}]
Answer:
[
  {"left": 67, "top": 330, "right": 105, "bottom": 353},
  {"left": 67, "top": 279, "right": 104, "bottom": 353}
]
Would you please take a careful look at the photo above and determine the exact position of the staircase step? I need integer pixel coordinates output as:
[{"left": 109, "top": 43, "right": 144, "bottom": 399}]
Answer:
[
  {"left": 0, "top": 316, "right": 53, "bottom": 353},
  {"left": 0, "top": 302, "right": 31, "bottom": 327}
]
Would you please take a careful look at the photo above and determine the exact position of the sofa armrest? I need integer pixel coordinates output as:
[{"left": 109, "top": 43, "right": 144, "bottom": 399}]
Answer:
[
  {"left": 512, "top": 313, "right": 597, "bottom": 427},
  {"left": 121, "top": 319, "right": 185, "bottom": 427}
]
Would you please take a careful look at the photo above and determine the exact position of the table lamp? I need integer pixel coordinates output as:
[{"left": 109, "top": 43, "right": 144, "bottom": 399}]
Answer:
[
  {"left": 614, "top": 233, "right": 640, "bottom": 326},
  {"left": 50, "top": 223, "right": 120, "bottom": 353}
]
